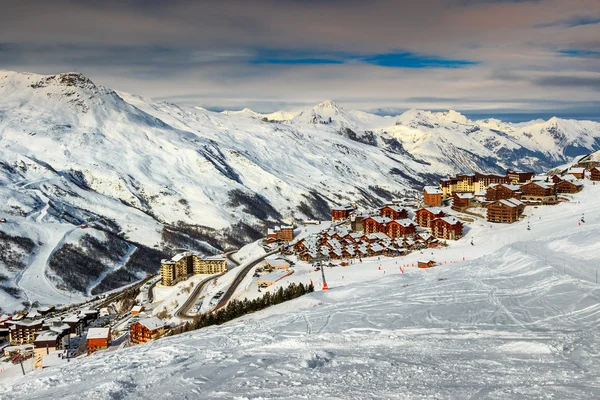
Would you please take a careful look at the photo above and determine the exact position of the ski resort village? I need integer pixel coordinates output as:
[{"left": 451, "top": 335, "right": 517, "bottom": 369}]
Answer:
[{"left": 1, "top": 158, "right": 599, "bottom": 391}]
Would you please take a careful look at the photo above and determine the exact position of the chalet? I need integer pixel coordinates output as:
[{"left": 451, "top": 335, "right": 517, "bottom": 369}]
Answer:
[
  {"left": 591, "top": 167, "right": 600, "bottom": 181},
  {"left": 131, "top": 305, "right": 145, "bottom": 315},
  {"left": 331, "top": 204, "right": 355, "bottom": 222},
  {"left": 362, "top": 216, "right": 391, "bottom": 234},
  {"left": 451, "top": 192, "right": 474, "bottom": 211},
  {"left": 568, "top": 167, "right": 585, "bottom": 179},
  {"left": 487, "top": 198, "right": 525, "bottom": 223},
  {"left": 506, "top": 170, "right": 534, "bottom": 184},
  {"left": 555, "top": 179, "right": 583, "bottom": 193},
  {"left": 485, "top": 184, "right": 521, "bottom": 202},
  {"left": 415, "top": 207, "right": 446, "bottom": 228},
  {"left": 293, "top": 239, "right": 307, "bottom": 253},
  {"left": 520, "top": 182, "right": 556, "bottom": 202},
  {"left": 418, "top": 260, "right": 437, "bottom": 269},
  {"left": 86, "top": 328, "right": 111, "bottom": 354},
  {"left": 130, "top": 317, "right": 170, "bottom": 345},
  {"left": 431, "top": 217, "right": 463, "bottom": 240},
  {"left": 379, "top": 205, "right": 408, "bottom": 220},
  {"left": 423, "top": 186, "right": 443, "bottom": 207},
  {"left": 551, "top": 175, "right": 562, "bottom": 184},
  {"left": 267, "top": 225, "right": 294, "bottom": 242},
  {"left": 385, "top": 219, "right": 416, "bottom": 238}
]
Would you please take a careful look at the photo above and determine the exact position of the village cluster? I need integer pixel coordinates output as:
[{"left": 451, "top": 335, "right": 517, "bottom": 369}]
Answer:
[
  {"left": 278, "top": 166, "right": 599, "bottom": 265},
  {"left": 0, "top": 297, "right": 171, "bottom": 373}
]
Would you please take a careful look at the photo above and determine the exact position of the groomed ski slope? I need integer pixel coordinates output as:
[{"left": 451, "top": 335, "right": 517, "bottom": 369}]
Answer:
[{"left": 3, "top": 185, "right": 600, "bottom": 399}]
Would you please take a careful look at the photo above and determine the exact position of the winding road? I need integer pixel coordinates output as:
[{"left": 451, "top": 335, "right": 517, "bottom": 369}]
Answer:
[{"left": 175, "top": 247, "right": 281, "bottom": 319}]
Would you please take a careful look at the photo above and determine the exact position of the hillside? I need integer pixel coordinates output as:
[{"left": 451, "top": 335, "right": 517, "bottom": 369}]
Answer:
[
  {"left": 1, "top": 69, "right": 600, "bottom": 311},
  {"left": 2, "top": 182, "right": 600, "bottom": 399}
]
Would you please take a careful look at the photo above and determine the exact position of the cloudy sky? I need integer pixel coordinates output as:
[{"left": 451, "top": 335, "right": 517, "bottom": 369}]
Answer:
[{"left": 1, "top": 0, "right": 599, "bottom": 120}]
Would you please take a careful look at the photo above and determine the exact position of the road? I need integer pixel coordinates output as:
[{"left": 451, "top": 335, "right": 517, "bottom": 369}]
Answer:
[
  {"left": 174, "top": 274, "right": 224, "bottom": 320},
  {"left": 212, "top": 247, "right": 281, "bottom": 312}
]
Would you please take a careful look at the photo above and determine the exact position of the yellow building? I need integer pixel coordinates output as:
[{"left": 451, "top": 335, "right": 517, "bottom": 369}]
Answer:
[
  {"left": 440, "top": 172, "right": 508, "bottom": 198},
  {"left": 161, "top": 253, "right": 227, "bottom": 286}
]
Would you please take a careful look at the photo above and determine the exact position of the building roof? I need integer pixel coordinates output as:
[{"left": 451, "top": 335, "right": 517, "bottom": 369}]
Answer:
[
  {"left": 498, "top": 199, "right": 518, "bottom": 208},
  {"left": 568, "top": 167, "right": 585, "bottom": 174},
  {"left": 420, "top": 207, "right": 444, "bottom": 215},
  {"left": 34, "top": 330, "right": 59, "bottom": 342},
  {"left": 63, "top": 315, "right": 83, "bottom": 324},
  {"left": 501, "top": 184, "right": 521, "bottom": 191},
  {"left": 437, "top": 216, "right": 461, "bottom": 225},
  {"left": 455, "top": 192, "right": 474, "bottom": 199},
  {"left": 266, "top": 258, "right": 290, "bottom": 267},
  {"left": 424, "top": 186, "right": 443, "bottom": 195},
  {"left": 86, "top": 328, "right": 111, "bottom": 340},
  {"left": 138, "top": 317, "right": 168, "bottom": 331},
  {"left": 506, "top": 198, "right": 525, "bottom": 206},
  {"left": 393, "top": 218, "right": 415, "bottom": 227},
  {"left": 561, "top": 174, "right": 578, "bottom": 181},
  {"left": 10, "top": 319, "right": 44, "bottom": 327},
  {"left": 131, "top": 305, "right": 144, "bottom": 313}
]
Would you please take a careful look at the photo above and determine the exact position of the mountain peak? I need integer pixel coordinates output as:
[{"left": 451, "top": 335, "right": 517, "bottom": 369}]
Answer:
[
  {"left": 433, "top": 109, "right": 469, "bottom": 124},
  {"left": 313, "top": 100, "right": 340, "bottom": 110},
  {"left": 30, "top": 72, "right": 98, "bottom": 91}
]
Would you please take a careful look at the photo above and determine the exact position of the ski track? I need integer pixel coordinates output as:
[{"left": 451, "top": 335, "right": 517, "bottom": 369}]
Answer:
[{"left": 87, "top": 244, "right": 138, "bottom": 297}]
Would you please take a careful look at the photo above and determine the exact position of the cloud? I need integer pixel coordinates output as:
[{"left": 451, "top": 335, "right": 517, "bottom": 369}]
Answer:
[
  {"left": 534, "top": 75, "right": 600, "bottom": 89},
  {"left": 535, "top": 16, "right": 600, "bottom": 28},
  {"left": 0, "top": 0, "right": 598, "bottom": 119}
]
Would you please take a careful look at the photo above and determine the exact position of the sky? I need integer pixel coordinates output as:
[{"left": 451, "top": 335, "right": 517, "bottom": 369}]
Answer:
[{"left": 0, "top": 0, "right": 599, "bottom": 121}]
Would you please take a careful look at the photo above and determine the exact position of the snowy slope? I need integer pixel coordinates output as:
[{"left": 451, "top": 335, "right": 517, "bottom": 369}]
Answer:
[
  {"left": 1, "top": 69, "right": 600, "bottom": 311},
  {"left": 3, "top": 184, "right": 600, "bottom": 398}
]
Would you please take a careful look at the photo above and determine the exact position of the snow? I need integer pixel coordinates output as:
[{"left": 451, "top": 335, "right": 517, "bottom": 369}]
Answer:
[
  {"left": 3, "top": 183, "right": 599, "bottom": 398},
  {"left": 86, "top": 328, "right": 110, "bottom": 340}
]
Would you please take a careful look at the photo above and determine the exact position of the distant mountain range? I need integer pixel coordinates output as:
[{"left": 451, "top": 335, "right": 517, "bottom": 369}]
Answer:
[{"left": 1, "top": 70, "right": 599, "bottom": 311}]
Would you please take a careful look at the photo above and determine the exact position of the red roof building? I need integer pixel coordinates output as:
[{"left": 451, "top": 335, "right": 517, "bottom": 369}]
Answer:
[
  {"left": 431, "top": 217, "right": 463, "bottom": 240},
  {"left": 415, "top": 208, "right": 446, "bottom": 228}
]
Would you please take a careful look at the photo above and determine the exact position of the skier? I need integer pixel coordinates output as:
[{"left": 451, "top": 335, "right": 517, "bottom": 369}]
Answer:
[{"left": 470, "top": 239, "right": 474, "bottom": 246}]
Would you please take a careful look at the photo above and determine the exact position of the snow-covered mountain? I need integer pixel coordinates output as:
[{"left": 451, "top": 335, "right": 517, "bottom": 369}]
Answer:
[{"left": 1, "top": 69, "right": 600, "bottom": 312}]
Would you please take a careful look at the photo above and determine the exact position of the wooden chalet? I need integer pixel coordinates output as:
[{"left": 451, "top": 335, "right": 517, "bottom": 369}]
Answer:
[
  {"left": 423, "top": 186, "right": 443, "bottom": 207},
  {"left": 331, "top": 204, "right": 355, "bottom": 222},
  {"left": 487, "top": 198, "right": 525, "bottom": 223},
  {"left": 555, "top": 179, "right": 583, "bottom": 194},
  {"left": 385, "top": 219, "right": 416, "bottom": 238},
  {"left": 379, "top": 205, "right": 409, "bottom": 220},
  {"left": 415, "top": 207, "right": 446, "bottom": 228},
  {"left": 130, "top": 317, "right": 170, "bottom": 345},
  {"left": 568, "top": 167, "right": 585, "bottom": 179},
  {"left": 362, "top": 216, "right": 391, "bottom": 234},
  {"left": 485, "top": 184, "right": 521, "bottom": 202},
  {"left": 418, "top": 260, "right": 437, "bottom": 269},
  {"left": 431, "top": 217, "right": 463, "bottom": 240},
  {"left": 592, "top": 167, "right": 600, "bottom": 181},
  {"left": 451, "top": 192, "right": 474, "bottom": 211},
  {"left": 520, "top": 182, "right": 556, "bottom": 202}
]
